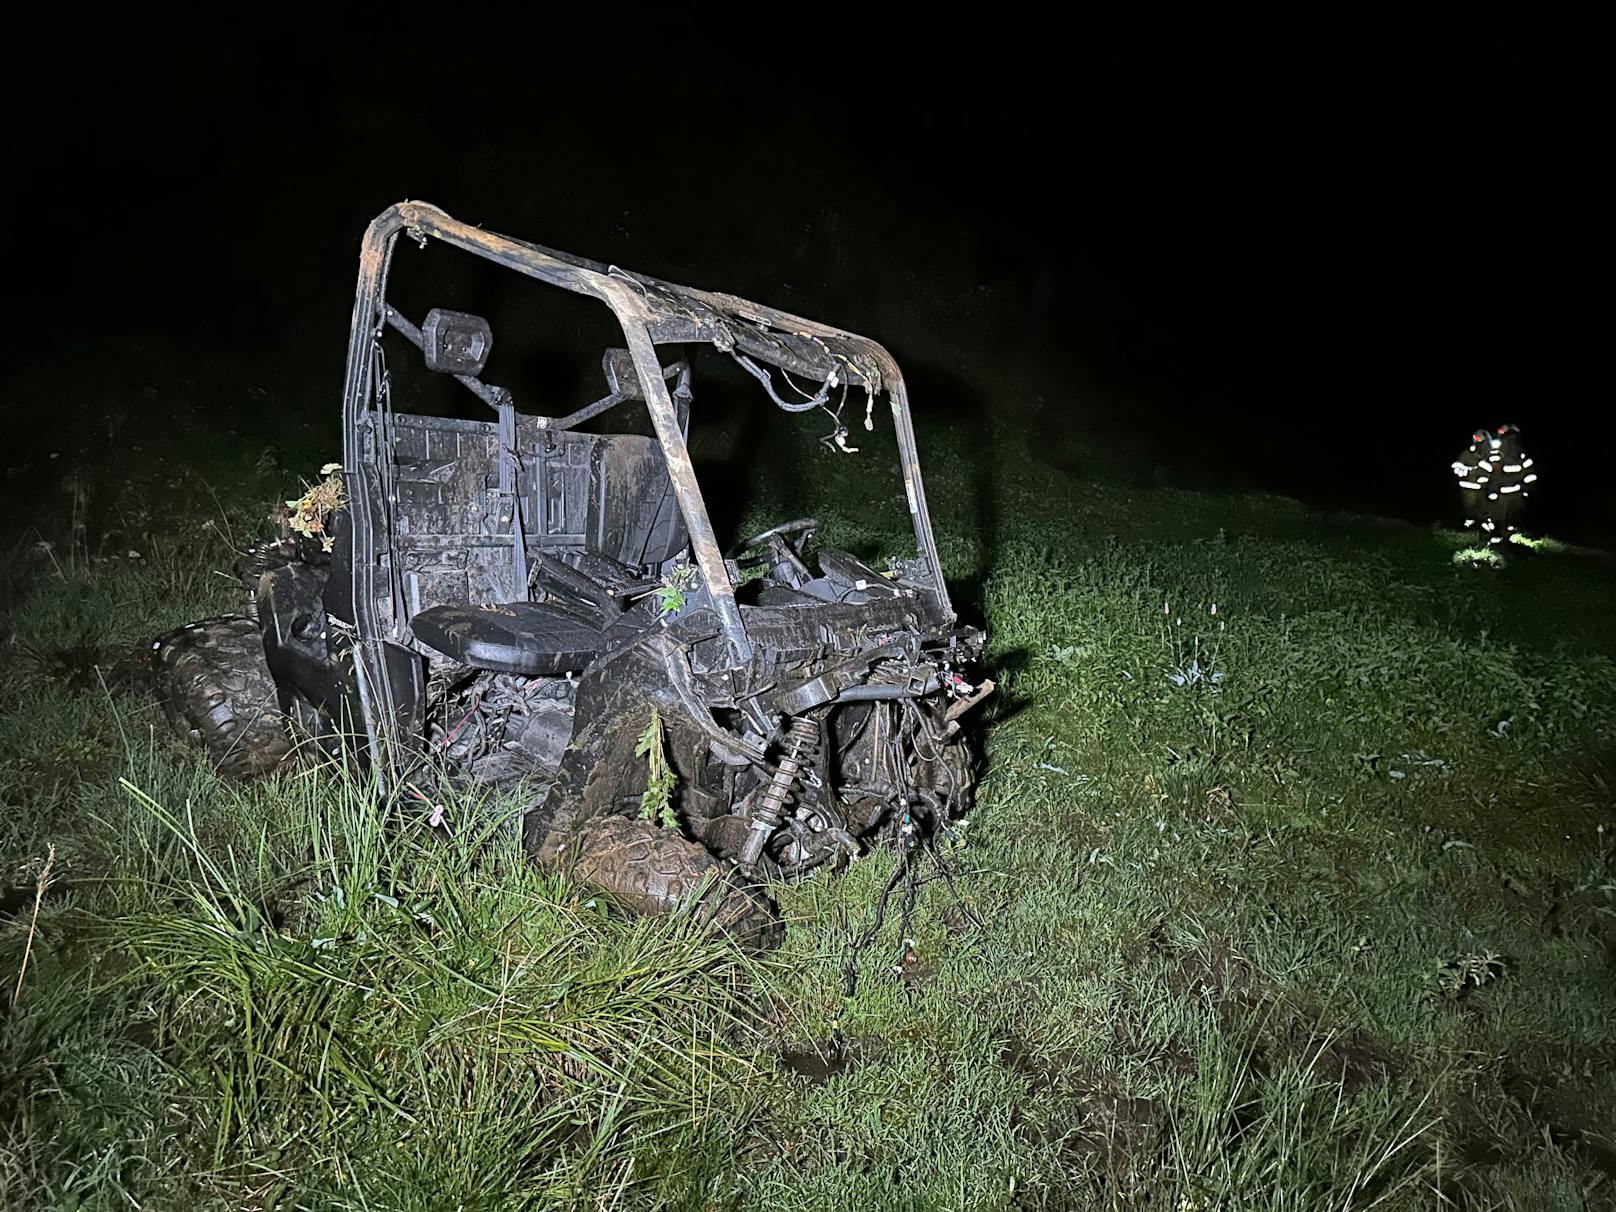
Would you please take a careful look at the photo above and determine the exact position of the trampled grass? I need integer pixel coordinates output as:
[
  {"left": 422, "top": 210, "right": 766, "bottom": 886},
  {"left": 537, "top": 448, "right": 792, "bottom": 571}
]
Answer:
[{"left": 2, "top": 421, "right": 1614, "bottom": 1209}]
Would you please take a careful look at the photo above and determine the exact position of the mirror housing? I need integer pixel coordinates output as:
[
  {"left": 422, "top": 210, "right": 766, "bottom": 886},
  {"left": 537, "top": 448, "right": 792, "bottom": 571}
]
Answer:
[{"left": 422, "top": 308, "right": 493, "bottom": 376}]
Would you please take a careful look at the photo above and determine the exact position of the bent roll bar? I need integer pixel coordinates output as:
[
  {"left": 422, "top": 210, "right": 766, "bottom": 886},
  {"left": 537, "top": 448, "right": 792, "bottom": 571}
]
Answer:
[{"left": 338, "top": 201, "right": 951, "bottom": 768}]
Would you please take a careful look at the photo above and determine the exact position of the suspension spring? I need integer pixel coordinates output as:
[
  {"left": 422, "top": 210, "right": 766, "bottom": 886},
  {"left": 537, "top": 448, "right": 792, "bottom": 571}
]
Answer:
[{"left": 740, "top": 716, "right": 820, "bottom": 872}]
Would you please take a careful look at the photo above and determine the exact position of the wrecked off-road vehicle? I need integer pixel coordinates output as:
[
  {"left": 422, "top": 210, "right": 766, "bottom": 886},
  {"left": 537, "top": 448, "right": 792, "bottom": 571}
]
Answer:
[{"left": 153, "top": 202, "right": 989, "bottom": 944}]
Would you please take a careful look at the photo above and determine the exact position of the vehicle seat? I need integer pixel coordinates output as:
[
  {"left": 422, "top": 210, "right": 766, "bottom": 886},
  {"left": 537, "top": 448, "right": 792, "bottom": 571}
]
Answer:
[
  {"left": 411, "top": 435, "right": 683, "bottom": 675},
  {"left": 587, "top": 435, "right": 687, "bottom": 569},
  {"left": 410, "top": 600, "right": 604, "bottom": 676}
]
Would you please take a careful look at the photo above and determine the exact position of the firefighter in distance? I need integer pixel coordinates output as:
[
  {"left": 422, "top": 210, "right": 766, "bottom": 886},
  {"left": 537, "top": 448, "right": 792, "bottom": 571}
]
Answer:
[{"left": 1453, "top": 423, "right": 1537, "bottom": 545}]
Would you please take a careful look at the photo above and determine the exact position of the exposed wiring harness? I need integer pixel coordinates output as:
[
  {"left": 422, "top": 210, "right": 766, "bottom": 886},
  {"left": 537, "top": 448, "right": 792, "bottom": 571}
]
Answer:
[
  {"left": 836, "top": 699, "right": 981, "bottom": 999},
  {"left": 732, "top": 351, "right": 866, "bottom": 454}
]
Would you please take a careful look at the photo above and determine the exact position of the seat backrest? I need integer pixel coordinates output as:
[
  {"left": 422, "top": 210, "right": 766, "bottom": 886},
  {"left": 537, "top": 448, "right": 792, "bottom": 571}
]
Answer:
[
  {"left": 389, "top": 413, "right": 519, "bottom": 612},
  {"left": 585, "top": 435, "right": 688, "bottom": 569}
]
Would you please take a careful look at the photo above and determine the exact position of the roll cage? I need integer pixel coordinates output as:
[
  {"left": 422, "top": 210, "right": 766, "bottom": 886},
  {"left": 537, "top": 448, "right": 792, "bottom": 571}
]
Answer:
[{"left": 339, "top": 201, "right": 952, "bottom": 768}]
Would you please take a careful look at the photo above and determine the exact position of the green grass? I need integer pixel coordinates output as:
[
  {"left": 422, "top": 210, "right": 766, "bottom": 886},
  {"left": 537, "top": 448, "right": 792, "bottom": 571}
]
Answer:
[{"left": 3, "top": 420, "right": 1614, "bottom": 1209}]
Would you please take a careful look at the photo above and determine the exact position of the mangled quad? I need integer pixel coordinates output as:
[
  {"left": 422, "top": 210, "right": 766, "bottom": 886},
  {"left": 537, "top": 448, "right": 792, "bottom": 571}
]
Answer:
[{"left": 154, "top": 202, "right": 989, "bottom": 945}]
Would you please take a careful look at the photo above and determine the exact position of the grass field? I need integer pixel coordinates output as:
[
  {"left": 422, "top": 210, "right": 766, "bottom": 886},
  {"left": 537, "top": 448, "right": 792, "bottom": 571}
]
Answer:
[{"left": 2, "top": 409, "right": 1614, "bottom": 1210}]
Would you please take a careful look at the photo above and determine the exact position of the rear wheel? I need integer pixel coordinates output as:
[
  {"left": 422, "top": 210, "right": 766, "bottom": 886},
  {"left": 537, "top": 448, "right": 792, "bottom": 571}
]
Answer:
[{"left": 152, "top": 616, "right": 292, "bottom": 779}]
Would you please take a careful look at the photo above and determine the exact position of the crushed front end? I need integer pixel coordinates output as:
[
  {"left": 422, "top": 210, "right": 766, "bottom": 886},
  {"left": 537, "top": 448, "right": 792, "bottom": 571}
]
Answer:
[{"left": 525, "top": 542, "right": 989, "bottom": 883}]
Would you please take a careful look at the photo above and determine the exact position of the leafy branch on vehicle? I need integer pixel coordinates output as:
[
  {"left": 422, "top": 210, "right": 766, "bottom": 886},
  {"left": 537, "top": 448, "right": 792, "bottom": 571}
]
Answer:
[
  {"left": 285, "top": 462, "right": 346, "bottom": 552},
  {"left": 654, "top": 562, "right": 698, "bottom": 617},
  {"left": 636, "top": 708, "right": 678, "bottom": 829}
]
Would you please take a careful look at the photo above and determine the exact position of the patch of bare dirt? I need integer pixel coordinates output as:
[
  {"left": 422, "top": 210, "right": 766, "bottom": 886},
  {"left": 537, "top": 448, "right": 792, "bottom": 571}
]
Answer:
[
  {"left": 1110, "top": 1018, "right": 1198, "bottom": 1080},
  {"left": 1161, "top": 931, "right": 1407, "bottom": 1094},
  {"left": 999, "top": 1039, "right": 1162, "bottom": 1182},
  {"left": 18, "top": 639, "right": 153, "bottom": 694},
  {"left": 1165, "top": 933, "right": 1264, "bottom": 1024},
  {"left": 777, "top": 1037, "right": 883, "bottom": 1083},
  {"left": 1502, "top": 1069, "right": 1616, "bottom": 1178},
  {"left": 1312, "top": 1028, "right": 1403, "bottom": 1093}
]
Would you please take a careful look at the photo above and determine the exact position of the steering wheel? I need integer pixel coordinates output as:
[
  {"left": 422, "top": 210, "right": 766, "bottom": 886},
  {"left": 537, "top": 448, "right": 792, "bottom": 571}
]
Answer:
[
  {"left": 731, "top": 517, "right": 819, "bottom": 585},
  {"left": 733, "top": 517, "right": 819, "bottom": 555}
]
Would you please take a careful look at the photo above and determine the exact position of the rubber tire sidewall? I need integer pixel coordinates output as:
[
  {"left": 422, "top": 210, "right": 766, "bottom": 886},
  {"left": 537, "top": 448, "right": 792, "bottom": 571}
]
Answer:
[{"left": 152, "top": 615, "right": 292, "bottom": 779}]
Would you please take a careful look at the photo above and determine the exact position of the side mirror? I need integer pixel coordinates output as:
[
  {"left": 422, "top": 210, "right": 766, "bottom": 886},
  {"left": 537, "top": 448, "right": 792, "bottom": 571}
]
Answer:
[{"left": 422, "top": 309, "right": 493, "bottom": 376}]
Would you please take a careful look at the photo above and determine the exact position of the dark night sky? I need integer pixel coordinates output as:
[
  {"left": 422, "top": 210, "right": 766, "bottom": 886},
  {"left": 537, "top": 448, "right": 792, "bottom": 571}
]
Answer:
[{"left": 3, "top": 15, "right": 1604, "bottom": 539}]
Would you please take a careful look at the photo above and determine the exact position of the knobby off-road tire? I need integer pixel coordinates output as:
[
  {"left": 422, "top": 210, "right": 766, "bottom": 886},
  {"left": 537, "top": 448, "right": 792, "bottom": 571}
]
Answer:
[
  {"left": 152, "top": 616, "right": 292, "bottom": 779},
  {"left": 538, "top": 815, "right": 782, "bottom": 952}
]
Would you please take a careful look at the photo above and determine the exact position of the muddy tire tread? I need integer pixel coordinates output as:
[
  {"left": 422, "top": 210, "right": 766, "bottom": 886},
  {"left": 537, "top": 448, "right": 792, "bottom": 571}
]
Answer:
[
  {"left": 558, "top": 815, "right": 782, "bottom": 951},
  {"left": 152, "top": 615, "right": 292, "bottom": 779}
]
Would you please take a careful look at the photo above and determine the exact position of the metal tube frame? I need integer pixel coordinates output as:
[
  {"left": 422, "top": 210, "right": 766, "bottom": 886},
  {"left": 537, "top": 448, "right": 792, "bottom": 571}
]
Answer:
[{"left": 338, "top": 201, "right": 951, "bottom": 764}]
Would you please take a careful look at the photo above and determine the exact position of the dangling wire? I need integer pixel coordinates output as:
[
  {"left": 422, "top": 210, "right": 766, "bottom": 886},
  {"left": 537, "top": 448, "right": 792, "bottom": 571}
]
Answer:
[
  {"left": 840, "top": 798, "right": 982, "bottom": 1000},
  {"left": 732, "top": 350, "right": 866, "bottom": 454},
  {"left": 818, "top": 378, "right": 859, "bottom": 454},
  {"left": 732, "top": 352, "right": 830, "bottom": 412}
]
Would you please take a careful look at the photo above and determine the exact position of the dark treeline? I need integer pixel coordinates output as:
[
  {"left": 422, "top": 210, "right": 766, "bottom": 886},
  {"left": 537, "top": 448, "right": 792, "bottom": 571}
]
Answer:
[{"left": 4, "top": 15, "right": 1603, "bottom": 540}]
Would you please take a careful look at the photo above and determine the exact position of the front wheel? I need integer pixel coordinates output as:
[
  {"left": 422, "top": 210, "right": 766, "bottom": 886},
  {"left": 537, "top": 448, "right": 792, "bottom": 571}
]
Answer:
[
  {"left": 152, "top": 616, "right": 292, "bottom": 779},
  {"left": 534, "top": 815, "right": 782, "bottom": 951}
]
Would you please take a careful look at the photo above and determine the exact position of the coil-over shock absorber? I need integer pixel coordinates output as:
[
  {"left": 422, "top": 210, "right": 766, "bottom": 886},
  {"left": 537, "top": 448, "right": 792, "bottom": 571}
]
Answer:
[{"left": 739, "top": 716, "right": 820, "bottom": 873}]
